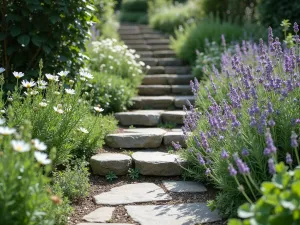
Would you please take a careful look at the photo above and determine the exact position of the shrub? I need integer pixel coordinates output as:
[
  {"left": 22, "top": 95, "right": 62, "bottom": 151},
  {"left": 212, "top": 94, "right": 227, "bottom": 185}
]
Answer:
[
  {"left": 0, "top": 0, "right": 95, "bottom": 85},
  {"left": 52, "top": 160, "right": 90, "bottom": 202},
  {"left": 120, "top": 12, "right": 148, "bottom": 24},
  {"left": 120, "top": 0, "right": 148, "bottom": 24},
  {"left": 229, "top": 162, "right": 300, "bottom": 225},
  {"left": 170, "top": 17, "right": 264, "bottom": 64},
  {"left": 180, "top": 26, "right": 300, "bottom": 217}
]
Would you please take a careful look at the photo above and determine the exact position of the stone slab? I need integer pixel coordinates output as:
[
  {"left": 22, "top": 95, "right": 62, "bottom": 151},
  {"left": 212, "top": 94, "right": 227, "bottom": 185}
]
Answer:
[
  {"left": 163, "top": 131, "right": 186, "bottom": 147},
  {"left": 115, "top": 110, "right": 163, "bottom": 126},
  {"left": 172, "top": 85, "right": 192, "bottom": 95},
  {"left": 78, "top": 223, "right": 131, "bottom": 225},
  {"left": 141, "top": 58, "right": 158, "bottom": 66},
  {"left": 83, "top": 207, "right": 115, "bottom": 222},
  {"left": 94, "top": 183, "right": 171, "bottom": 205},
  {"left": 174, "top": 96, "right": 195, "bottom": 108},
  {"left": 138, "top": 85, "right": 171, "bottom": 95},
  {"left": 161, "top": 111, "right": 186, "bottom": 124},
  {"left": 168, "top": 75, "right": 193, "bottom": 85},
  {"left": 152, "top": 50, "right": 176, "bottom": 58},
  {"left": 131, "top": 96, "right": 175, "bottom": 109},
  {"left": 125, "top": 203, "right": 221, "bottom": 225},
  {"left": 123, "top": 128, "right": 166, "bottom": 135},
  {"left": 90, "top": 153, "right": 132, "bottom": 175},
  {"left": 158, "top": 58, "right": 183, "bottom": 66},
  {"left": 132, "top": 151, "right": 186, "bottom": 176},
  {"left": 142, "top": 75, "right": 169, "bottom": 85},
  {"left": 165, "top": 66, "right": 190, "bottom": 74},
  {"left": 146, "top": 66, "right": 165, "bottom": 74},
  {"left": 162, "top": 181, "right": 207, "bottom": 193}
]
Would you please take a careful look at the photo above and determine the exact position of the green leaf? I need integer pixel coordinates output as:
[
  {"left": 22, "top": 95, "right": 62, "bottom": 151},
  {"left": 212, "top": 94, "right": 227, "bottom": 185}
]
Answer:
[
  {"left": 261, "top": 182, "right": 276, "bottom": 194},
  {"left": 49, "top": 15, "right": 60, "bottom": 24},
  {"left": 291, "top": 181, "right": 300, "bottom": 197},
  {"left": 238, "top": 203, "right": 254, "bottom": 218},
  {"left": 42, "top": 45, "right": 51, "bottom": 54},
  {"left": 10, "top": 26, "right": 21, "bottom": 37},
  {"left": 0, "top": 32, "right": 6, "bottom": 41},
  {"left": 7, "top": 46, "right": 17, "bottom": 56},
  {"left": 32, "top": 36, "right": 43, "bottom": 47},
  {"left": 17, "top": 35, "right": 30, "bottom": 47},
  {"left": 228, "top": 219, "right": 244, "bottom": 225}
]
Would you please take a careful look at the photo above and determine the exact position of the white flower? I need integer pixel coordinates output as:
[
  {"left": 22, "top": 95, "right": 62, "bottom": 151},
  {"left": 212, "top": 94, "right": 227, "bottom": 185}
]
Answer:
[
  {"left": 39, "top": 102, "right": 48, "bottom": 107},
  {"left": 0, "top": 126, "right": 16, "bottom": 135},
  {"left": 65, "top": 89, "right": 75, "bottom": 95},
  {"left": 34, "top": 151, "right": 51, "bottom": 165},
  {"left": 80, "top": 71, "right": 94, "bottom": 80},
  {"left": 0, "top": 109, "right": 5, "bottom": 114},
  {"left": 11, "top": 140, "right": 31, "bottom": 152},
  {"left": 37, "top": 80, "right": 48, "bottom": 89},
  {"left": 0, "top": 68, "right": 5, "bottom": 73},
  {"left": 57, "top": 71, "right": 69, "bottom": 77},
  {"left": 146, "top": 65, "right": 151, "bottom": 70},
  {"left": 32, "top": 139, "right": 47, "bottom": 151},
  {"left": 7, "top": 97, "right": 13, "bottom": 102},
  {"left": 13, "top": 71, "right": 24, "bottom": 79},
  {"left": 139, "top": 61, "right": 145, "bottom": 66},
  {"left": 21, "top": 80, "right": 36, "bottom": 88},
  {"left": 78, "top": 127, "right": 89, "bottom": 134},
  {"left": 45, "top": 74, "right": 59, "bottom": 82},
  {"left": 94, "top": 105, "right": 104, "bottom": 113},
  {"left": 53, "top": 105, "right": 64, "bottom": 114},
  {"left": 0, "top": 118, "right": 5, "bottom": 125},
  {"left": 29, "top": 90, "right": 39, "bottom": 95},
  {"left": 54, "top": 91, "right": 60, "bottom": 95}
]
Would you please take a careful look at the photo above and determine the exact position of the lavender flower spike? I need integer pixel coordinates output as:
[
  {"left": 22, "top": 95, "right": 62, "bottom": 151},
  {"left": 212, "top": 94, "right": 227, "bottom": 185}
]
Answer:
[
  {"left": 197, "top": 153, "right": 205, "bottom": 165},
  {"left": 233, "top": 153, "right": 250, "bottom": 175},
  {"left": 242, "top": 148, "right": 249, "bottom": 156},
  {"left": 228, "top": 164, "right": 237, "bottom": 176},
  {"left": 286, "top": 153, "right": 293, "bottom": 164},
  {"left": 294, "top": 22, "right": 299, "bottom": 33},
  {"left": 205, "top": 168, "right": 211, "bottom": 175},
  {"left": 268, "top": 158, "right": 276, "bottom": 175},
  {"left": 264, "top": 128, "right": 277, "bottom": 155},
  {"left": 221, "top": 149, "right": 229, "bottom": 159},
  {"left": 291, "top": 131, "right": 299, "bottom": 148}
]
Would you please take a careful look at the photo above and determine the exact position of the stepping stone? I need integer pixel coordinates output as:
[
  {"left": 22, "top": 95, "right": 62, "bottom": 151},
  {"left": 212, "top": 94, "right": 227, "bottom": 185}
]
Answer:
[
  {"left": 132, "top": 151, "right": 185, "bottom": 176},
  {"left": 152, "top": 50, "right": 176, "bottom": 58},
  {"left": 158, "top": 58, "right": 183, "bottom": 66},
  {"left": 106, "top": 128, "right": 166, "bottom": 148},
  {"left": 142, "top": 74, "right": 193, "bottom": 85},
  {"left": 162, "top": 181, "right": 207, "bottom": 193},
  {"left": 146, "top": 66, "right": 165, "bottom": 74},
  {"left": 165, "top": 66, "right": 190, "bottom": 74},
  {"left": 93, "top": 183, "right": 171, "bottom": 205},
  {"left": 174, "top": 96, "right": 195, "bottom": 108},
  {"left": 138, "top": 85, "right": 171, "bottom": 95},
  {"left": 161, "top": 111, "right": 187, "bottom": 124},
  {"left": 82, "top": 207, "right": 114, "bottom": 222},
  {"left": 168, "top": 74, "right": 193, "bottom": 85},
  {"left": 171, "top": 85, "right": 192, "bottom": 95},
  {"left": 125, "top": 203, "right": 221, "bottom": 225},
  {"left": 142, "top": 75, "right": 169, "bottom": 85},
  {"left": 115, "top": 110, "right": 163, "bottom": 126},
  {"left": 131, "top": 96, "right": 174, "bottom": 109},
  {"left": 90, "top": 153, "right": 132, "bottom": 175},
  {"left": 163, "top": 131, "right": 186, "bottom": 147},
  {"left": 141, "top": 58, "right": 158, "bottom": 66},
  {"left": 122, "top": 128, "right": 167, "bottom": 134},
  {"left": 78, "top": 223, "right": 131, "bottom": 225},
  {"left": 146, "top": 39, "right": 170, "bottom": 45}
]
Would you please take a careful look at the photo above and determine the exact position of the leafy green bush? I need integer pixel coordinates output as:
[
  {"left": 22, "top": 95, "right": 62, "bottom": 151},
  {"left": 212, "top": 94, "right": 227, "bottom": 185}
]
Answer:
[
  {"left": 229, "top": 163, "right": 300, "bottom": 225},
  {"left": 120, "top": 12, "right": 148, "bottom": 24},
  {"left": 171, "top": 17, "right": 264, "bottom": 64},
  {"left": 52, "top": 160, "right": 90, "bottom": 201},
  {"left": 0, "top": 0, "right": 95, "bottom": 85},
  {"left": 120, "top": 0, "right": 148, "bottom": 24}
]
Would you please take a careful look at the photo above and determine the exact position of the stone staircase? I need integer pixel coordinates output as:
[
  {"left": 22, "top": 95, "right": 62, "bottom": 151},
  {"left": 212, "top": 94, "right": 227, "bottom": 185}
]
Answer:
[{"left": 90, "top": 24, "right": 195, "bottom": 177}]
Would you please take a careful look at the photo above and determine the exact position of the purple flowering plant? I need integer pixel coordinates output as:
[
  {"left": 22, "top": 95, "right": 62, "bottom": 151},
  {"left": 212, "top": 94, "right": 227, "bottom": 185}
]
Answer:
[{"left": 181, "top": 23, "right": 300, "bottom": 217}]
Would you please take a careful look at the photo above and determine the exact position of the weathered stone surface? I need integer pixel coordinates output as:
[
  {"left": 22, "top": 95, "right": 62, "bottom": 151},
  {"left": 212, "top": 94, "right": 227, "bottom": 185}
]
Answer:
[
  {"left": 136, "top": 51, "right": 153, "bottom": 57},
  {"left": 146, "top": 66, "right": 165, "bottom": 74},
  {"left": 125, "top": 203, "right": 221, "bottom": 225},
  {"left": 163, "top": 131, "right": 186, "bottom": 147},
  {"left": 124, "top": 39, "right": 146, "bottom": 45},
  {"left": 93, "top": 183, "right": 171, "bottom": 205},
  {"left": 165, "top": 66, "right": 190, "bottom": 74},
  {"left": 152, "top": 50, "right": 176, "bottom": 58},
  {"left": 138, "top": 85, "right": 171, "bottom": 95},
  {"left": 146, "top": 39, "right": 170, "bottom": 45},
  {"left": 131, "top": 96, "right": 175, "bottom": 109},
  {"left": 174, "top": 96, "right": 195, "bottom": 108},
  {"left": 106, "top": 128, "right": 166, "bottom": 148},
  {"left": 141, "top": 58, "right": 158, "bottom": 66},
  {"left": 127, "top": 44, "right": 151, "bottom": 51},
  {"left": 161, "top": 111, "right": 186, "bottom": 124},
  {"left": 150, "top": 45, "right": 170, "bottom": 51},
  {"left": 78, "top": 223, "right": 131, "bottom": 225},
  {"left": 158, "top": 58, "right": 183, "bottom": 66},
  {"left": 90, "top": 153, "right": 132, "bottom": 175},
  {"left": 168, "top": 75, "right": 193, "bottom": 85},
  {"left": 172, "top": 85, "right": 192, "bottom": 95},
  {"left": 120, "top": 34, "right": 144, "bottom": 40},
  {"left": 143, "top": 34, "right": 165, "bottom": 39},
  {"left": 162, "top": 181, "right": 207, "bottom": 193},
  {"left": 132, "top": 151, "right": 185, "bottom": 176},
  {"left": 115, "top": 110, "right": 163, "bottom": 126},
  {"left": 83, "top": 207, "right": 115, "bottom": 222},
  {"left": 142, "top": 75, "right": 169, "bottom": 85}
]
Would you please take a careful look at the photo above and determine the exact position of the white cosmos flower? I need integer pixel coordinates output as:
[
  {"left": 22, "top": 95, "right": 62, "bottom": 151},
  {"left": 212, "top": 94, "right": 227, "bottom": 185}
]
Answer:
[
  {"left": 78, "top": 127, "right": 89, "bottom": 134},
  {"left": 94, "top": 106, "right": 104, "bottom": 112},
  {"left": 45, "top": 74, "right": 59, "bottom": 82},
  {"left": 0, "top": 68, "right": 5, "bottom": 73},
  {"left": 0, "top": 118, "right": 5, "bottom": 125},
  {"left": 21, "top": 80, "right": 36, "bottom": 88},
  {"left": 34, "top": 151, "right": 51, "bottom": 165},
  {"left": 38, "top": 80, "right": 48, "bottom": 86},
  {"left": 13, "top": 71, "right": 24, "bottom": 79},
  {"left": 39, "top": 102, "right": 48, "bottom": 107},
  {"left": 65, "top": 89, "right": 75, "bottom": 95},
  {"left": 53, "top": 105, "right": 64, "bottom": 114},
  {"left": 11, "top": 140, "right": 31, "bottom": 152},
  {"left": 0, "top": 126, "right": 16, "bottom": 135},
  {"left": 57, "top": 71, "right": 69, "bottom": 77},
  {"left": 32, "top": 139, "right": 47, "bottom": 151}
]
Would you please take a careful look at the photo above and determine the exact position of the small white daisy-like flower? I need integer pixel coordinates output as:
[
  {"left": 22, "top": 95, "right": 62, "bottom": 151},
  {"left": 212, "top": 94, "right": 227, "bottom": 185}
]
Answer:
[
  {"left": 21, "top": 80, "right": 36, "bottom": 88},
  {"left": 29, "top": 90, "right": 39, "bottom": 95},
  {"left": 38, "top": 80, "right": 48, "bottom": 86},
  {"left": 80, "top": 71, "right": 94, "bottom": 80},
  {"left": 94, "top": 105, "right": 104, "bottom": 113},
  {"left": 0, "top": 118, "right": 5, "bottom": 125},
  {"left": 53, "top": 104, "right": 64, "bottom": 114},
  {"left": 11, "top": 140, "right": 31, "bottom": 152},
  {"left": 13, "top": 71, "right": 24, "bottom": 79},
  {"left": 0, "top": 109, "right": 5, "bottom": 114},
  {"left": 39, "top": 102, "right": 48, "bottom": 107},
  {"left": 0, "top": 68, "right": 5, "bottom": 73},
  {"left": 78, "top": 127, "right": 89, "bottom": 134},
  {"left": 34, "top": 151, "right": 51, "bottom": 165},
  {"left": 32, "top": 139, "right": 47, "bottom": 151},
  {"left": 0, "top": 126, "right": 16, "bottom": 135},
  {"left": 139, "top": 61, "right": 145, "bottom": 66},
  {"left": 7, "top": 97, "right": 13, "bottom": 102},
  {"left": 65, "top": 89, "right": 75, "bottom": 95},
  {"left": 45, "top": 74, "right": 59, "bottom": 82},
  {"left": 54, "top": 91, "right": 60, "bottom": 95},
  {"left": 57, "top": 71, "right": 69, "bottom": 77},
  {"left": 146, "top": 65, "right": 151, "bottom": 70},
  {"left": 69, "top": 80, "right": 75, "bottom": 84}
]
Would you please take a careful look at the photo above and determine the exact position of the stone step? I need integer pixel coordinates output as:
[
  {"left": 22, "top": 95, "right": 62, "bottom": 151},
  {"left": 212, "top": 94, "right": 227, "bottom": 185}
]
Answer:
[
  {"left": 146, "top": 39, "right": 170, "bottom": 45},
  {"left": 131, "top": 96, "right": 175, "bottom": 109},
  {"left": 161, "top": 111, "right": 187, "bottom": 124},
  {"left": 120, "top": 34, "right": 144, "bottom": 40},
  {"left": 132, "top": 151, "right": 186, "bottom": 176},
  {"left": 138, "top": 85, "right": 192, "bottom": 96},
  {"left": 165, "top": 66, "right": 190, "bottom": 74},
  {"left": 150, "top": 45, "right": 170, "bottom": 51},
  {"left": 174, "top": 96, "right": 195, "bottom": 108},
  {"left": 146, "top": 66, "right": 165, "bottom": 74},
  {"left": 124, "top": 39, "right": 146, "bottom": 45},
  {"left": 115, "top": 110, "right": 164, "bottom": 126},
  {"left": 127, "top": 44, "right": 151, "bottom": 51},
  {"left": 163, "top": 131, "right": 186, "bottom": 147},
  {"left": 143, "top": 34, "right": 167, "bottom": 39},
  {"left": 152, "top": 50, "right": 176, "bottom": 58},
  {"left": 137, "top": 51, "right": 153, "bottom": 57},
  {"left": 158, "top": 58, "right": 184, "bottom": 66},
  {"left": 162, "top": 181, "right": 207, "bottom": 193},
  {"left": 172, "top": 85, "right": 192, "bottom": 95},
  {"left": 141, "top": 58, "right": 158, "bottom": 66},
  {"left": 119, "top": 29, "right": 141, "bottom": 35},
  {"left": 105, "top": 128, "right": 167, "bottom": 148},
  {"left": 142, "top": 74, "right": 193, "bottom": 85}
]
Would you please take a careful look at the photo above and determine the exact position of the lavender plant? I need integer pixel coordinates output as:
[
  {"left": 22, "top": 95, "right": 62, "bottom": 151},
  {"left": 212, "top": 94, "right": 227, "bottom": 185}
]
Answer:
[{"left": 180, "top": 24, "right": 300, "bottom": 217}]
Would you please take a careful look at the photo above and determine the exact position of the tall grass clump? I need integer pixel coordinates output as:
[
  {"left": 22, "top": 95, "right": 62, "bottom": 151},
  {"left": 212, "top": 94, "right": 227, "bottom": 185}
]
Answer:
[{"left": 178, "top": 24, "right": 300, "bottom": 217}]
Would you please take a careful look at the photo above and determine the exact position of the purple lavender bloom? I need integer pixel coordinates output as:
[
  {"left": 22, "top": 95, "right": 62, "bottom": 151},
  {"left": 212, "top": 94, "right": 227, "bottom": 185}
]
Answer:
[
  {"left": 194, "top": 136, "right": 201, "bottom": 148},
  {"left": 205, "top": 168, "right": 211, "bottom": 175},
  {"left": 197, "top": 153, "right": 205, "bottom": 165},
  {"left": 291, "top": 131, "right": 299, "bottom": 148},
  {"left": 264, "top": 128, "right": 277, "bottom": 155},
  {"left": 221, "top": 149, "right": 229, "bottom": 159},
  {"left": 242, "top": 148, "right": 249, "bottom": 156},
  {"left": 286, "top": 153, "right": 293, "bottom": 164},
  {"left": 268, "top": 27, "right": 274, "bottom": 45},
  {"left": 228, "top": 164, "right": 237, "bottom": 176},
  {"left": 267, "top": 100, "right": 274, "bottom": 114},
  {"left": 268, "top": 158, "right": 276, "bottom": 175},
  {"left": 221, "top": 34, "right": 226, "bottom": 47},
  {"left": 200, "top": 132, "right": 209, "bottom": 150},
  {"left": 268, "top": 118, "right": 276, "bottom": 127},
  {"left": 294, "top": 22, "right": 299, "bottom": 33},
  {"left": 233, "top": 153, "right": 250, "bottom": 174},
  {"left": 172, "top": 141, "right": 182, "bottom": 151}
]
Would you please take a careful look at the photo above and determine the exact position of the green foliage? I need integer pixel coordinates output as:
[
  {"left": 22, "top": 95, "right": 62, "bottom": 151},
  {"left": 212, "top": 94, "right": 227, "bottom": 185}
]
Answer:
[
  {"left": 120, "top": 0, "right": 148, "bottom": 24},
  {"left": 128, "top": 168, "right": 140, "bottom": 180},
  {"left": 0, "top": 0, "right": 95, "bottom": 85},
  {"left": 159, "top": 122, "right": 177, "bottom": 129},
  {"left": 106, "top": 171, "right": 118, "bottom": 182},
  {"left": 52, "top": 160, "right": 90, "bottom": 202},
  {"left": 120, "top": 12, "right": 149, "bottom": 24},
  {"left": 229, "top": 163, "right": 300, "bottom": 225}
]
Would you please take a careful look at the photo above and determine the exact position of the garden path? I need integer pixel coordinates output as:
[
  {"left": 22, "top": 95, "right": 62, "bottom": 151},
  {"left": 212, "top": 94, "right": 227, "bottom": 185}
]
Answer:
[{"left": 76, "top": 24, "right": 221, "bottom": 225}]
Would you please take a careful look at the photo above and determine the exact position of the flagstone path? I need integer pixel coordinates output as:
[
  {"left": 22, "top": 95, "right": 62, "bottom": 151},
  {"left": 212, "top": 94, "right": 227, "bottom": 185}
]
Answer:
[{"left": 77, "top": 24, "right": 221, "bottom": 225}]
